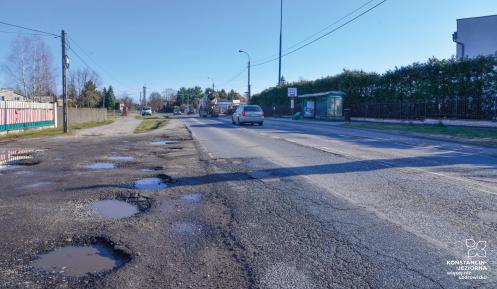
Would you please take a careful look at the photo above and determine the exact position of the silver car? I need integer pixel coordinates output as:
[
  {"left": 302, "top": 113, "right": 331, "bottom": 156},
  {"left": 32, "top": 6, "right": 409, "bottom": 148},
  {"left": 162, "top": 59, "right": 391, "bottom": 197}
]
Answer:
[{"left": 232, "top": 105, "right": 264, "bottom": 126}]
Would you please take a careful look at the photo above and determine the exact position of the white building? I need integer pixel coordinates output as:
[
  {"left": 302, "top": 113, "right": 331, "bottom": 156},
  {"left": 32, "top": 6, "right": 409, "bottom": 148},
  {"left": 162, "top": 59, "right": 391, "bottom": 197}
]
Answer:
[
  {"left": 0, "top": 89, "right": 25, "bottom": 101},
  {"left": 453, "top": 15, "right": 497, "bottom": 60}
]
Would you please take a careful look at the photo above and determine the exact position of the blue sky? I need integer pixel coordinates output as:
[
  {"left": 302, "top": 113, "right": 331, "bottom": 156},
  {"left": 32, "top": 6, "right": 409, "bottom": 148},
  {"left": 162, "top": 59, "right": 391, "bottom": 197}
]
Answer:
[{"left": 0, "top": 0, "right": 495, "bottom": 100}]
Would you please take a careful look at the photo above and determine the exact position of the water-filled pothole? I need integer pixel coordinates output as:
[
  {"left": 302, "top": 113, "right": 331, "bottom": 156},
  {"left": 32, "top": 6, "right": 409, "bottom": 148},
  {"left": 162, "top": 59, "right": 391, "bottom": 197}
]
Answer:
[
  {"left": 134, "top": 178, "right": 168, "bottom": 190},
  {"left": 31, "top": 241, "right": 129, "bottom": 277},
  {"left": 170, "top": 222, "right": 202, "bottom": 235},
  {"left": 150, "top": 140, "right": 178, "bottom": 145},
  {"left": 134, "top": 174, "right": 174, "bottom": 190},
  {"left": 24, "top": 182, "right": 53, "bottom": 189},
  {"left": 140, "top": 166, "right": 164, "bottom": 172},
  {"left": 1, "top": 148, "right": 45, "bottom": 169},
  {"left": 83, "top": 163, "right": 115, "bottom": 169},
  {"left": 180, "top": 193, "right": 203, "bottom": 203},
  {"left": 107, "top": 156, "right": 134, "bottom": 161},
  {"left": 89, "top": 200, "right": 139, "bottom": 219}
]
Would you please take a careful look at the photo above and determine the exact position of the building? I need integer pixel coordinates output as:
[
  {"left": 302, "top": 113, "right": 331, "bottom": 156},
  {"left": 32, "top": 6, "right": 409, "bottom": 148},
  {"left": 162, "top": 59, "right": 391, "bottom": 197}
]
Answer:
[
  {"left": 298, "top": 91, "right": 345, "bottom": 120},
  {"left": 0, "top": 89, "right": 25, "bottom": 101},
  {"left": 453, "top": 15, "right": 497, "bottom": 60},
  {"left": 217, "top": 99, "right": 243, "bottom": 114}
]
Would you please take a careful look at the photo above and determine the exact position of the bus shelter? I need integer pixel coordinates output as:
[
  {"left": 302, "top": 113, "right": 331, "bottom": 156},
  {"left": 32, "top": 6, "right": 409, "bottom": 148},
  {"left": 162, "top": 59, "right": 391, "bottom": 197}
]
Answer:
[{"left": 298, "top": 91, "right": 345, "bottom": 120}]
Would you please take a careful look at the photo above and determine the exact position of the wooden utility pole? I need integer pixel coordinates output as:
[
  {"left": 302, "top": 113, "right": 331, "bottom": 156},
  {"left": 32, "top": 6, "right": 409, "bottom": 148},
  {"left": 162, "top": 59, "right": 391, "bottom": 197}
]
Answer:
[{"left": 61, "top": 30, "right": 68, "bottom": 133}]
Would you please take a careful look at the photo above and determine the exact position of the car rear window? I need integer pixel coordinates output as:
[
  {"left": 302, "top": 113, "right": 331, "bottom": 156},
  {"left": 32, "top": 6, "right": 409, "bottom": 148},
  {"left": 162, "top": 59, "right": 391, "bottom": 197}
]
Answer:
[{"left": 244, "top": 106, "right": 262, "bottom": 112}]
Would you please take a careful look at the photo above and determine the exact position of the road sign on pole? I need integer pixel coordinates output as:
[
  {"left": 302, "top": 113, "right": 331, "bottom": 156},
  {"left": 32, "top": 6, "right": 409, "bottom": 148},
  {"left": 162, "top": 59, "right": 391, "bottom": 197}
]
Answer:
[
  {"left": 288, "top": 87, "right": 297, "bottom": 97},
  {"left": 290, "top": 99, "right": 294, "bottom": 109}
]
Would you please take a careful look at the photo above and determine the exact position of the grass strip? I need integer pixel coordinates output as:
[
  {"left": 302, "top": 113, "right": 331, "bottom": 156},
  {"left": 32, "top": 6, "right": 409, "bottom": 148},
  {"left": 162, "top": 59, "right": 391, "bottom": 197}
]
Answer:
[{"left": 0, "top": 119, "right": 114, "bottom": 140}]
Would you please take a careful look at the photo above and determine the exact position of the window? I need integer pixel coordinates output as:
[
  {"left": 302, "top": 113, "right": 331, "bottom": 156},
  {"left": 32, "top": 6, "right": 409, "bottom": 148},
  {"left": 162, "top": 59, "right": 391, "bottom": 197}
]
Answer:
[{"left": 244, "top": 106, "right": 262, "bottom": 112}]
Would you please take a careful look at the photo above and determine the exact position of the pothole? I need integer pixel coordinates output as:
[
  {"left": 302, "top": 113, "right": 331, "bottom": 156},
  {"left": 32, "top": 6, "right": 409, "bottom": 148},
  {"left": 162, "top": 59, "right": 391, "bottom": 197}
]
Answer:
[
  {"left": 6, "top": 158, "right": 41, "bottom": 166},
  {"left": 83, "top": 163, "right": 115, "bottom": 170},
  {"left": 170, "top": 222, "right": 202, "bottom": 236},
  {"left": 134, "top": 174, "right": 175, "bottom": 190},
  {"left": 134, "top": 178, "right": 168, "bottom": 190},
  {"left": 89, "top": 193, "right": 152, "bottom": 219},
  {"left": 168, "top": 147, "right": 183, "bottom": 150},
  {"left": 150, "top": 140, "right": 178, "bottom": 145},
  {"left": 24, "top": 182, "right": 53, "bottom": 189},
  {"left": 140, "top": 167, "right": 164, "bottom": 172},
  {"left": 89, "top": 200, "right": 139, "bottom": 219},
  {"left": 140, "top": 166, "right": 163, "bottom": 172},
  {"left": 180, "top": 193, "right": 203, "bottom": 203},
  {"left": 31, "top": 240, "right": 130, "bottom": 278},
  {"left": 107, "top": 156, "right": 134, "bottom": 161}
]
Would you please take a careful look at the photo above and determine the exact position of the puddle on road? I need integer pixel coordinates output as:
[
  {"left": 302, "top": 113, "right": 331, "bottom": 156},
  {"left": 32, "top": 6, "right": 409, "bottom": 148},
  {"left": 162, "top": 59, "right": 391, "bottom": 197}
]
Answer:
[
  {"left": 0, "top": 165, "right": 20, "bottom": 172},
  {"left": 134, "top": 178, "right": 168, "bottom": 190},
  {"left": 170, "top": 222, "right": 202, "bottom": 235},
  {"left": 150, "top": 140, "right": 178, "bottom": 145},
  {"left": 1, "top": 148, "right": 41, "bottom": 169},
  {"left": 31, "top": 243, "right": 129, "bottom": 277},
  {"left": 107, "top": 156, "right": 134, "bottom": 161},
  {"left": 24, "top": 182, "right": 53, "bottom": 189},
  {"left": 89, "top": 200, "right": 140, "bottom": 219},
  {"left": 83, "top": 163, "right": 115, "bottom": 170},
  {"left": 180, "top": 193, "right": 203, "bottom": 203}
]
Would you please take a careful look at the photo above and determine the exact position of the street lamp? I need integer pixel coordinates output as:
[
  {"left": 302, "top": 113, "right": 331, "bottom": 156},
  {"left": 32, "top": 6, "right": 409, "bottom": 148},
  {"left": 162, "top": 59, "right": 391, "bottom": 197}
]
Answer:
[
  {"left": 278, "top": 0, "right": 283, "bottom": 85},
  {"left": 238, "top": 50, "right": 251, "bottom": 103}
]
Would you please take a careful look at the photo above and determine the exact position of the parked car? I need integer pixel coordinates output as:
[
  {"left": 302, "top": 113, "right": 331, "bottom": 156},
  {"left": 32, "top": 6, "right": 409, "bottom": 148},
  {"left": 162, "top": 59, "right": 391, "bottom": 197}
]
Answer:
[
  {"left": 173, "top": 108, "right": 182, "bottom": 115},
  {"left": 141, "top": 107, "right": 152, "bottom": 116},
  {"left": 232, "top": 105, "right": 264, "bottom": 126}
]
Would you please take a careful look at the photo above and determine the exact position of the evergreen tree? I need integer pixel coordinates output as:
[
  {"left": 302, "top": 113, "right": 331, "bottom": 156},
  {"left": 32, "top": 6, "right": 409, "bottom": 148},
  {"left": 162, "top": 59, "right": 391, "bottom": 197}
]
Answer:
[{"left": 105, "top": 86, "right": 116, "bottom": 110}]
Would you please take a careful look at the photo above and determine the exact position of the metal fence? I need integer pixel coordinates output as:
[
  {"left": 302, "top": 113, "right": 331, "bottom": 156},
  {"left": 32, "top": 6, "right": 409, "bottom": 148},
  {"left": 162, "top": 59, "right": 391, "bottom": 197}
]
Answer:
[
  {"left": 260, "top": 104, "right": 303, "bottom": 117},
  {"left": 0, "top": 101, "right": 55, "bottom": 132},
  {"left": 348, "top": 97, "right": 497, "bottom": 121}
]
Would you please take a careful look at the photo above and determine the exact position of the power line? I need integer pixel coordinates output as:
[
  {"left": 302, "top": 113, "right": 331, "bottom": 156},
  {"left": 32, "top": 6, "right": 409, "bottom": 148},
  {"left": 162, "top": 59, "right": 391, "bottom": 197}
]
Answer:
[
  {"left": 253, "top": 0, "right": 376, "bottom": 64},
  {"left": 253, "top": 0, "right": 388, "bottom": 67},
  {"left": 0, "top": 29, "right": 48, "bottom": 37},
  {"left": 0, "top": 20, "right": 59, "bottom": 38},
  {"left": 218, "top": 66, "right": 248, "bottom": 87},
  {"left": 68, "top": 37, "right": 128, "bottom": 88}
]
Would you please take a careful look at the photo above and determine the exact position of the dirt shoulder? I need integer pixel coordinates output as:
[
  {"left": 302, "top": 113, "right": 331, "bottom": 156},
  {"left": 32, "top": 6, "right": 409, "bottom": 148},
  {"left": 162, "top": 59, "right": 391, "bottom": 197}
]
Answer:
[{"left": 0, "top": 119, "right": 249, "bottom": 289}]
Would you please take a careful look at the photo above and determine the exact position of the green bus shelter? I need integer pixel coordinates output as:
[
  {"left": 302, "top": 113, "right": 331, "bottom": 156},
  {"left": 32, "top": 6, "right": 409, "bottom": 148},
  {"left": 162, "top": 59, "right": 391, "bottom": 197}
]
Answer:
[{"left": 298, "top": 91, "right": 345, "bottom": 120}]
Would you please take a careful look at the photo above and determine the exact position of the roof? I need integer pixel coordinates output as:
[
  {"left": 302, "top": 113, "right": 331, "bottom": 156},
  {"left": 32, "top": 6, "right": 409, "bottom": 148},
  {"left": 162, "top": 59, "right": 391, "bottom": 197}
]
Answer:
[
  {"left": 297, "top": 90, "right": 345, "bottom": 98},
  {"left": 457, "top": 14, "right": 497, "bottom": 22}
]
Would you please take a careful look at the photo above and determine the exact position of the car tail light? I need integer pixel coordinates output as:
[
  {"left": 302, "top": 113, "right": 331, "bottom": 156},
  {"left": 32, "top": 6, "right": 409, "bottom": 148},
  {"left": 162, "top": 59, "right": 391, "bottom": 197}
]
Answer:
[
  {"left": 261, "top": 111, "right": 264, "bottom": 116},
  {"left": 242, "top": 111, "right": 246, "bottom": 117}
]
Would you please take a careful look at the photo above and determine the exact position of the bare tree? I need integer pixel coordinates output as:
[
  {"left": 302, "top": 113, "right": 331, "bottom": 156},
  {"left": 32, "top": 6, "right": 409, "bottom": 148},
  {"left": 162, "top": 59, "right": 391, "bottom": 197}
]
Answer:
[
  {"left": 68, "top": 68, "right": 102, "bottom": 107},
  {"left": 3, "top": 35, "right": 56, "bottom": 98},
  {"left": 149, "top": 91, "right": 163, "bottom": 112},
  {"left": 118, "top": 92, "right": 137, "bottom": 110}
]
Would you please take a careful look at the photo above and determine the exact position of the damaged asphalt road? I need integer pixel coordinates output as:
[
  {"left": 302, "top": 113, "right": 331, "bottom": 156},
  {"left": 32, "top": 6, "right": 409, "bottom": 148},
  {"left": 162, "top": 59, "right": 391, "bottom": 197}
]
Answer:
[
  {"left": 1, "top": 115, "right": 496, "bottom": 288},
  {"left": 0, "top": 117, "right": 248, "bottom": 289}
]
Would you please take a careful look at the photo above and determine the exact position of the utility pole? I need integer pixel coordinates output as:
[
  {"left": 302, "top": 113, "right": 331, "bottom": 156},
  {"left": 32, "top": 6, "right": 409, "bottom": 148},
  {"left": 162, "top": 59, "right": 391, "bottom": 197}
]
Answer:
[
  {"left": 139, "top": 91, "right": 142, "bottom": 109},
  {"left": 239, "top": 50, "right": 251, "bottom": 103},
  {"left": 61, "top": 30, "right": 68, "bottom": 133},
  {"left": 142, "top": 86, "right": 147, "bottom": 107},
  {"left": 278, "top": 0, "right": 283, "bottom": 85},
  {"left": 248, "top": 59, "right": 251, "bottom": 103}
]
